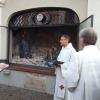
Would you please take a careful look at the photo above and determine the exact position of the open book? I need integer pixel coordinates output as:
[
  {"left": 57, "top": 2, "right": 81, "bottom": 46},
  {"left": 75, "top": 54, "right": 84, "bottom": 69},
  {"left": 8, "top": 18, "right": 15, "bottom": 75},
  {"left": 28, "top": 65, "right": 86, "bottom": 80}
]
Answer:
[
  {"left": 0, "top": 63, "right": 9, "bottom": 71},
  {"left": 53, "top": 60, "right": 64, "bottom": 65}
]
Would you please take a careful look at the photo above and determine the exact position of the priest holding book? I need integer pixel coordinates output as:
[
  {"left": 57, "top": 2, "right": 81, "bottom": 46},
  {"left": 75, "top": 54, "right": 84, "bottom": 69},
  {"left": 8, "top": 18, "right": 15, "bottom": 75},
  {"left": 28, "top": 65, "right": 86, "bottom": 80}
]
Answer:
[{"left": 53, "top": 34, "right": 79, "bottom": 100}]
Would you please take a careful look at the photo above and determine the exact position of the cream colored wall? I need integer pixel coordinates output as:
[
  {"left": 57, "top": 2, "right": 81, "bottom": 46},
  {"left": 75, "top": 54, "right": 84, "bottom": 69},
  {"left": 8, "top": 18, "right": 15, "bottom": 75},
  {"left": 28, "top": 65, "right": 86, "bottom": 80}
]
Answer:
[
  {"left": 88, "top": 0, "right": 100, "bottom": 49},
  {"left": 0, "top": 0, "right": 88, "bottom": 59},
  {"left": 0, "top": 8, "right": 2, "bottom": 58}
]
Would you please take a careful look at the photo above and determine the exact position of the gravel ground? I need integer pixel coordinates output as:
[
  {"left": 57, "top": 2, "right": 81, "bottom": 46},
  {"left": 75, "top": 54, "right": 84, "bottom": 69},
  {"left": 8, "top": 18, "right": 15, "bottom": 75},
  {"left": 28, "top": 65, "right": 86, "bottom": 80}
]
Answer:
[{"left": 0, "top": 84, "right": 53, "bottom": 100}]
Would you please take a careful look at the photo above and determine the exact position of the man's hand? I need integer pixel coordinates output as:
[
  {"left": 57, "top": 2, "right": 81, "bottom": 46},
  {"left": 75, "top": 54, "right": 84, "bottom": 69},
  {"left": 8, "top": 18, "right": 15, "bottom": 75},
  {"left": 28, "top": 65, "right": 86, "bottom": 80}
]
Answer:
[
  {"left": 55, "top": 64, "right": 61, "bottom": 67},
  {"left": 0, "top": 63, "right": 9, "bottom": 71}
]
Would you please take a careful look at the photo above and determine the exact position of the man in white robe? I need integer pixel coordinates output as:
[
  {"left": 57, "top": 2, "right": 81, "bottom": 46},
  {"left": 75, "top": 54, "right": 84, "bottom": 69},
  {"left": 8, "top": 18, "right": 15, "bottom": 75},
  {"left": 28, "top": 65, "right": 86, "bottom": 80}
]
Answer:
[
  {"left": 74, "top": 28, "right": 100, "bottom": 100},
  {"left": 53, "top": 34, "right": 79, "bottom": 100}
]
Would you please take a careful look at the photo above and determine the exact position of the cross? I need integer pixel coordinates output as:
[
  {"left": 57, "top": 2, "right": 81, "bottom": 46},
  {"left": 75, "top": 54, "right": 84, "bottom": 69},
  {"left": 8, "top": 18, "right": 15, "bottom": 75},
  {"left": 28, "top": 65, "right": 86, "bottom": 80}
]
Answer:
[{"left": 59, "top": 85, "right": 64, "bottom": 90}]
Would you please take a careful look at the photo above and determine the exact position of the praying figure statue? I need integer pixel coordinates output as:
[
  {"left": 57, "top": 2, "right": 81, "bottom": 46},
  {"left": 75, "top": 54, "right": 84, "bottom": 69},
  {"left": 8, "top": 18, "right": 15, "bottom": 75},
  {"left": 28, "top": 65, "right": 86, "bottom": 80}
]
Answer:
[{"left": 19, "top": 32, "right": 32, "bottom": 58}]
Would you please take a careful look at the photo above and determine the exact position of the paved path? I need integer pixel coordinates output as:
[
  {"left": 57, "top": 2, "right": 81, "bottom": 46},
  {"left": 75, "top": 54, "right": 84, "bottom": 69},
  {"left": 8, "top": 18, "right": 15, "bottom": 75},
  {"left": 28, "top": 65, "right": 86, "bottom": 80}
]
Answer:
[{"left": 0, "top": 84, "right": 53, "bottom": 100}]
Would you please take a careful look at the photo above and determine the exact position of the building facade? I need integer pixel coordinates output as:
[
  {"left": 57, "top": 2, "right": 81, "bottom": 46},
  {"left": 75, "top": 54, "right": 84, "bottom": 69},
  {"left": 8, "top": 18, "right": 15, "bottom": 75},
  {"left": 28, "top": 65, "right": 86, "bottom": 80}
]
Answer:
[{"left": 0, "top": 0, "right": 99, "bottom": 98}]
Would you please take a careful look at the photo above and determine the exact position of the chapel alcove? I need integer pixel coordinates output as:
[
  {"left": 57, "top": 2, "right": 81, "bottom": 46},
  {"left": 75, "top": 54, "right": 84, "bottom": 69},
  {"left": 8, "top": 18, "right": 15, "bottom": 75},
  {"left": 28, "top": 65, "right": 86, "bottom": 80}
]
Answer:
[{"left": 7, "top": 7, "right": 80, "bottom": 75}]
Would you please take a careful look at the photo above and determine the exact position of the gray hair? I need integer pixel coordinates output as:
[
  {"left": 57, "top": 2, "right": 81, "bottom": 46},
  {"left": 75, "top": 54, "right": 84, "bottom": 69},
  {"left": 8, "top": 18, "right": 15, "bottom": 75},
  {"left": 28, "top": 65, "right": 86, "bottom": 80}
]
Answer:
[{"left": 79, "top": 28, "right": 97, "bottom": 45}]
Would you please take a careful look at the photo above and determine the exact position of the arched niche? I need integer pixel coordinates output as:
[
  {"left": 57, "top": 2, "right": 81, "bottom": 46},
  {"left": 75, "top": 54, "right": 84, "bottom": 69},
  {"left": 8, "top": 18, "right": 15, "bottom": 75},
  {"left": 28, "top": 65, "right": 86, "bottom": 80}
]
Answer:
[{"left": 7, "top": 7, "right": 80, "bottom": 75}]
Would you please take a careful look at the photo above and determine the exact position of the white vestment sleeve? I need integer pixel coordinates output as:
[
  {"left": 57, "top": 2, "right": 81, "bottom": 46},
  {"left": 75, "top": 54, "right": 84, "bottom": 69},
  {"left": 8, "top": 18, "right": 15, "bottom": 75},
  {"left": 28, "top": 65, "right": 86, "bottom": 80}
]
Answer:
[{"left": 61, "top": 51, "right": 79, "bottom": 88}]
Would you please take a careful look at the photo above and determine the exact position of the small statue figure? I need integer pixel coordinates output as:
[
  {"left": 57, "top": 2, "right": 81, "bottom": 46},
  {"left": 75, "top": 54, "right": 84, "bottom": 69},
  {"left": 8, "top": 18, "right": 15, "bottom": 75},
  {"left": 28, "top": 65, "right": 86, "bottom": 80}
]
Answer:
[
  {"left": 19, "top": 32, "right": 32, "bottom": 58},
  {"left": 46, "top": 46, "right": 59, "bottom": 67}
]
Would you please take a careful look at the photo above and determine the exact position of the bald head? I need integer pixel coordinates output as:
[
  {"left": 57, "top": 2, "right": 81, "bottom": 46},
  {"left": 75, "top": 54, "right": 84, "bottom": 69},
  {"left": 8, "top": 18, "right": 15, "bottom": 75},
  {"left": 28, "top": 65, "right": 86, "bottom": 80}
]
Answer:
[{"left": 79, "top": 28, "right": 97, "bottom": 47}]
